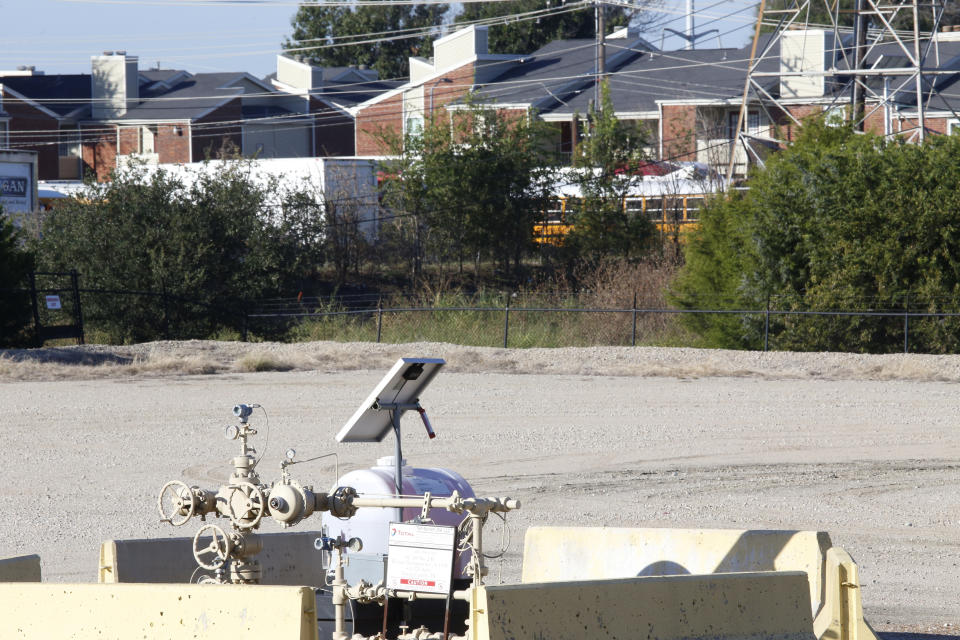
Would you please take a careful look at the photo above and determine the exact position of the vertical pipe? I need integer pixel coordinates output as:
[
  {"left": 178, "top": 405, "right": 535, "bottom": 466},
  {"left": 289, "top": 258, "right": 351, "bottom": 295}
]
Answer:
[
  {"left": 686, "top": 0, "right": 694, "bottom": 51},
  {"left": 471, "top": 513, "right": 485, "bottom": 585},
  {"left": 392, "top": 411, "right": 403, "bottom": 524},
  {"left": 332, "top": 547, "right": 348, "bottom": 640},
  {"left": 442, "top": 545, "right": 459, "bottom": 640}
]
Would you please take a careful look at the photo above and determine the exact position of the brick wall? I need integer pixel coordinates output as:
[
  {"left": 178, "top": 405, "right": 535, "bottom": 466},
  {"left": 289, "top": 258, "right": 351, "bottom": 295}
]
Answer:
[
  {"left": 660, "top": 105, "right": 697, "bottom": 162},
  {"left": 156, "top": 123, "right": 190, "bottom": 164},
  {"left": 118, "top": 126, "right": 138, "bottom": 155},
  {"left": 355, "top": 92, "right": 403, "bottom": 155},
  {"left": 354, "top": 63, "right": 476, "bottom": 156},
  {"left": 80, "top": 125, "right": 118, "bottom": 182},
  {"left": 193, "top": 98, "right": 242, "bottom": 161},
  {"left": 776, "top": 105, "right": 823, "bottom": 141},
  {"left": 3, "top": 89, "right": 60, "bottom": 180}
]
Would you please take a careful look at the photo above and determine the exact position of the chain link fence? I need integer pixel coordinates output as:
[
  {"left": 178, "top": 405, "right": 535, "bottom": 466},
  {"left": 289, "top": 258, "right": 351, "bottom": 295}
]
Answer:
[{"left": 11, "top": 279, "right": 960, "bottom": 353}]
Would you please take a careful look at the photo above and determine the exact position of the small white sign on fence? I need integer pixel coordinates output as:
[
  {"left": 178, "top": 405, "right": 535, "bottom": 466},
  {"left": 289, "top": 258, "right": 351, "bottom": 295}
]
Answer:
[
  {"left": 385, "top": 522, "right": 456, "bottom": 595},
  {"left": 45, "top": 295, "right": 61, "bottom": 310}
]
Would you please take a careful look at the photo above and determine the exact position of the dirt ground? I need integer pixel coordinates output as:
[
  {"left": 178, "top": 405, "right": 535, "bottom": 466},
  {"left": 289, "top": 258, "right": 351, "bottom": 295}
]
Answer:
[{"left": 1, "top": 341, "right": 959, "bottom": 636}]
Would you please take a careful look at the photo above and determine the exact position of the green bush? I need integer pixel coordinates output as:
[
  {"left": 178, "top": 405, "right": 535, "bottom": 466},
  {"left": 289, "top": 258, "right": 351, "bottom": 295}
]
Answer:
[
  {"left": 673, "top": 118, "right": 960, "bottom": 353},
  {"left": 0, "top": 210, "right": 35, "bottom": 347}
]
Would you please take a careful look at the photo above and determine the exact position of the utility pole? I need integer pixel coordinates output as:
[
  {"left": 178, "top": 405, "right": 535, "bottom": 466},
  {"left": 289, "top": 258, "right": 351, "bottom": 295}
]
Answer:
[
  {"left": 851, "top": 0, "right": 868, "bottom": 130},
  {"left": 595, "top": 0, "right": 606, "bottom": 109}
]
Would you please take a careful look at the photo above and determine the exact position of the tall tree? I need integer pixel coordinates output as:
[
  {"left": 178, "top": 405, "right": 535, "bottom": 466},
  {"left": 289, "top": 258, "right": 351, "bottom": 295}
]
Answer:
[
  {"left": 285, "top": 1, "right": 448, "bottom": 80},
  {"left": 380, "top": 98, "right": 556, "bottom": 280},
  {"left": 565, "top": 80, "right": 654, "bottom": 262},
  {"left": 455, "top": 1, "right": 639, "bottom": 54}
]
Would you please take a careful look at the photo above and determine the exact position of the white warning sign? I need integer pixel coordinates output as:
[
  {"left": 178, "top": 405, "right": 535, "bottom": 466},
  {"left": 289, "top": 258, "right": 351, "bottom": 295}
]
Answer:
[{"left": 385, "top": 523, "right": 456, "bottom": 595}]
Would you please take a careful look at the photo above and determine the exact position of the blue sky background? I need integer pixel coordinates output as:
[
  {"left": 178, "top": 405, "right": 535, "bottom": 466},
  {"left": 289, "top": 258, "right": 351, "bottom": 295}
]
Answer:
[{"left": 0, "top": 0, "right": 756, "bottom": 80}]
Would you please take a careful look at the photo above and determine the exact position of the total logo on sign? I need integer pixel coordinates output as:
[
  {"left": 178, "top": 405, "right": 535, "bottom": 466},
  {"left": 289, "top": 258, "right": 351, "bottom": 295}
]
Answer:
[{"left": 386, "top": 522, "right": 456, "bottom": 595}]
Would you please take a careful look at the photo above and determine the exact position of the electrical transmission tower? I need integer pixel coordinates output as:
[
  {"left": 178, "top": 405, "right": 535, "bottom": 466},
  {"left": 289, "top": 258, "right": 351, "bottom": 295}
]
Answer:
[{"left": 727, "top": 0, "right": 952, "bottom": 182}]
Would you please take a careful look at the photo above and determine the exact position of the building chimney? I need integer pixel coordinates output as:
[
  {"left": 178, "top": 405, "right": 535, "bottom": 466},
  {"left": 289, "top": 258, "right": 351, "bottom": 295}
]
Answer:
[
  {"left": 780, "top": 30, "right": 826, "bottom": 99},
  {"left": 91, "top": 52, "right": 139, "bottom": 119},
  {"left": 276, "top": 54, "right": 323, "bottom": 92}
]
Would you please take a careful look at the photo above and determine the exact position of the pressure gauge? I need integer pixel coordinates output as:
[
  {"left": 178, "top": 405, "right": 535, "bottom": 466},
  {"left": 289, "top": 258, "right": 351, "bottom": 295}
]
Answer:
[
  {"left": 285, "top": 449, "right": 296, "bottom": 461},
  {"left": 225, "top": 425, "right": 240, "bottom": 440}
]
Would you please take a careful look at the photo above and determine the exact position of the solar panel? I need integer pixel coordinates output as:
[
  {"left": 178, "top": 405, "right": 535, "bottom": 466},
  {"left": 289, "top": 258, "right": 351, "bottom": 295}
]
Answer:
[{"left": 336, "top": 357, "right": 445, "bottom": 443}]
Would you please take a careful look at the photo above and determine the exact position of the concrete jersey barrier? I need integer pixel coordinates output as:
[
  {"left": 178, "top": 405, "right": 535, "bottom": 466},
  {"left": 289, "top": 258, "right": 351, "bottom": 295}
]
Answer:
[
  {"left": 473, "top": 572, "right": 816, "bottom": 640},
  {"left": 0, "top": 582, "right": 317, "bottom": 640},
  {"left": 0, "top": 554, "right": 41, "bottom": 582},
  {"left": 522, "top": 526, "right": 877, "bottom": 640},
  {"left": 99, "top": 531, "right": 323, "bottom": 585}
]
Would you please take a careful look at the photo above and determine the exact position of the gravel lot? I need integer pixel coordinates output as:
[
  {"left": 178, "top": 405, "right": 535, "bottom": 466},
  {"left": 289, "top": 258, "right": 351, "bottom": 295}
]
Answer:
[{"left": 1, "top": 341, "right": 959, "bottom": 636}]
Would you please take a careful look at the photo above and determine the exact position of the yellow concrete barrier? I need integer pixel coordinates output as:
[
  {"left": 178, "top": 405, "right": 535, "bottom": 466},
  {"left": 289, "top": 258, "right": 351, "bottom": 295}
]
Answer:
[
  {"left": 99, "top": 531, "right": 322, "bottom": 584},
  {"left": 472, "top": 572, "right": 816, "bottom": 640},
  {"left": 0, "top": 554, "right": 41, "bottom": 582},
  {"left": 0, "top": 582, "right": 317, "bottom": 640},
  {"left": 522, "top": 526, "right": 877, "bottom": 640}
]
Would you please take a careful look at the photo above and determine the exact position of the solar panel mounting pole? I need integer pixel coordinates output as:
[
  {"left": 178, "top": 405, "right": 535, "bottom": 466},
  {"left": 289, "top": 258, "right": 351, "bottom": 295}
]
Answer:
[
  {"left": 391, "top": 408, "right": 403, "bottom": 523},
  {"left": 375, "top": 400, "right": 423, "bottom": 523}
]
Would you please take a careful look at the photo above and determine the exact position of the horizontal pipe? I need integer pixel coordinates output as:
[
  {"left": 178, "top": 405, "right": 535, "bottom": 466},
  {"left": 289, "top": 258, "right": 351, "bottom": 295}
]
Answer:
[{"left": 350, "top": 496, "right": 519, "bottom": 512}]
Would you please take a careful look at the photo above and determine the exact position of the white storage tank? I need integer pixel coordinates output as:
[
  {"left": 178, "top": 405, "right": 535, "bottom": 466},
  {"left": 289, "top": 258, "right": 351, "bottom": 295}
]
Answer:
[{"left": 327, "top": 456, "right": 475, "bottom": 578}]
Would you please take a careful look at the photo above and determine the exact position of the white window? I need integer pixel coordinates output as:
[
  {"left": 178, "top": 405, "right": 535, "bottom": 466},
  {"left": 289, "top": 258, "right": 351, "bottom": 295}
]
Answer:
[
  {"left": 0, "top": 121, "right": 8, "bottom": 147},
  {"left": 728, "top": 111, "right": 765, "bottom": 138},
  {"left": 405, "top": 115, "right": 423, "bottom": 139},
  {"left": 948, "top": 119, "right": 960, "bottom": 135},
  {"left": 823, "top": 105, "right": 846, "bottom": 127},
  {"left": 58, "top": 128, "right": 81, "bottom": 158}
]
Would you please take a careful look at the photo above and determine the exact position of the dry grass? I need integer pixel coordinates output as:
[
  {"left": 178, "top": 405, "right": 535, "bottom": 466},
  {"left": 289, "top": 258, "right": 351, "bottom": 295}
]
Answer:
[
  {"left": 6, "top": 340, "right": 960, "bottom": 384},
  {"left": 234, "top": 352, "right": 295, "bottom": 373}
]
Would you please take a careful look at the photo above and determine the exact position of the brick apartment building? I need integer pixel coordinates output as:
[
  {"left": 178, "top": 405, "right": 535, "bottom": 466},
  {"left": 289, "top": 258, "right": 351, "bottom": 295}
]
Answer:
[
  {"left": 351, "top": 24, "right": 960, "bottom": 177},
  {"left": 0, "top": 53, "right": 399, "bottom": 181}
]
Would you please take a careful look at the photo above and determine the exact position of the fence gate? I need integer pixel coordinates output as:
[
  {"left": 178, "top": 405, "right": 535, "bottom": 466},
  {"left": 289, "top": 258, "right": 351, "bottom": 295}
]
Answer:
[{"left": 29, "top": 271, "right": 84, "bottom": 345}]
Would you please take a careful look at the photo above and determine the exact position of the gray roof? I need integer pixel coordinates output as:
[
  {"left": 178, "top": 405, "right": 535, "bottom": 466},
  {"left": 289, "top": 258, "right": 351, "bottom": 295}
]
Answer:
[
  {"left": 555, "top": 44, "right": 779, "bottom": 117},
  {"left": 262, "top": 70, "right": 399, "bottom": 109},
  {"left": 319, "top": 79, "right": 404, "bottom": 108},
  {"left": 119, "top": 72, "right": 248, "bottom": 120},
  {"left": 471, "top": 38, "right": 648, "bottom": 109},
  {"left": 0, "top": 74, "right": 91, "bottom": 118}
]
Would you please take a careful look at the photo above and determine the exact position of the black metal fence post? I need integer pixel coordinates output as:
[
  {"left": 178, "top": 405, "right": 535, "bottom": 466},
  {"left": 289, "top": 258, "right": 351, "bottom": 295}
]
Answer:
[
  {"left": 376, "top": 296, "right": 383, "bottom": 343},
  {"left": 631, "top": 292, "right": 638, "bottom": 347},
  {"left": 71, "top": 270, "right": 84, "bottom": 345},
  {"left": 28, "top": 272, "right": 41, "bottom": 346},
  {"left": 764, "top": 295, "right": 770, "bottom": 352},
  {"left": 904, "top": 294, "right": 909, "bottom": 354},
  {"left": 503, "top": 300, "right": 510, "bottom": 349},
  {"left": 161, "top": 282, "right": 170, "bottom": 340}
]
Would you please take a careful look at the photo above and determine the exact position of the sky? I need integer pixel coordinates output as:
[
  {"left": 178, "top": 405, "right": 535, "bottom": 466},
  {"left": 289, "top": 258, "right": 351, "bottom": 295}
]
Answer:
[{"left": 0, "top": 0, "right": 757, "bottom": 81}]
